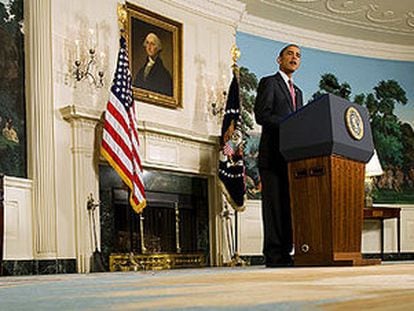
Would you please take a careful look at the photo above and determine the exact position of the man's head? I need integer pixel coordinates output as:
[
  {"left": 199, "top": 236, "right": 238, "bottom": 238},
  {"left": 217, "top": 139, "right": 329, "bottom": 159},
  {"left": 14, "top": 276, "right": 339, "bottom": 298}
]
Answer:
[
  {"left": 143, "top": 33, "right": 162, "bottom": 58},
  {"left": 277, "top": 44, "right": 301, "bottom": 77}
]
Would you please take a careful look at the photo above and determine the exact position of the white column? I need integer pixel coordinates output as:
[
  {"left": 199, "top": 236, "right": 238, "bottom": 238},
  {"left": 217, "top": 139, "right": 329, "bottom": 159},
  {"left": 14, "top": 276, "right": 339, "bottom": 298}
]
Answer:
[
  {"left": 26, "top": 0, "right": 57, "bottom": 258},
  {"left": 60, "top": 105, "right": 101, "bottom": 273}
]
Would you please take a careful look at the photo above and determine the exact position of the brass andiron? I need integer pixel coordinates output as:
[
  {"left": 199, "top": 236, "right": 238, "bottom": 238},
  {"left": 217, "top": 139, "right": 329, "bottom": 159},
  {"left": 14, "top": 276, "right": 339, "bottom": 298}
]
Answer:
[
  {"left": 175, "top": 202, "right": 181, "bottom": 253},
  {"left": 139, "top": 213, "right": 147, "bottom": 254}
]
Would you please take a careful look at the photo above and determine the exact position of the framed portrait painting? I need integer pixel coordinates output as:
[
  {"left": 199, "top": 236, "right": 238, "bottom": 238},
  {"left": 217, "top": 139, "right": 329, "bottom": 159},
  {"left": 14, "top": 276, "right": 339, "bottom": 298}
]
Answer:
[{"left": 125, "top": 2, "right": 183, "bottom": 108}]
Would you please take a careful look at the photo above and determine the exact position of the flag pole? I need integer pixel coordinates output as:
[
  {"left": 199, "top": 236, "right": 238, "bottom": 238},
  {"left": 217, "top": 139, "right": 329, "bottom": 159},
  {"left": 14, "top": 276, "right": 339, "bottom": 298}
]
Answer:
[
  {"left": 232, "top": 44, "right": 246, "bottom": 266},
  {"left": 221, "top": 44, "right": 246, "bottom": 267},
  {"left": 221, "top": 199, "right": 234, "bottom": 265},
  {"left": 101, "top": 3, "right": 146, "bottom": 270},
  {"left": 222, "top": 196, "right": 245, "bottom": 267},
  {"left": 231, "top": 45, "right": 244, "bottom": 266}
]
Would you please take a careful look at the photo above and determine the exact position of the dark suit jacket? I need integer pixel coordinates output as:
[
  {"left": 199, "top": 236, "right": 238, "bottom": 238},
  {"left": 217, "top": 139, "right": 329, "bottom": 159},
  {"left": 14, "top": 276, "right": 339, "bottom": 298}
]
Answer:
[
  {"left": 134, "top": 57, "right": 173, "bottom": 96},
  {"left": 254, "top": 72, "right": 303, "bottom": 173}
]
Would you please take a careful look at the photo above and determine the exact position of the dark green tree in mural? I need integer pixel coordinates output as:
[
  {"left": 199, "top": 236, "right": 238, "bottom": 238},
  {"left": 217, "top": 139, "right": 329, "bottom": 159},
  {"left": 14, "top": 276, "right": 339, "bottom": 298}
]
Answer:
[
  {"left": 239, "top": 66, "right": 257, "bottom": 141},
  {"left": 354, "top": 80, "right": 407, "bottom": 167},
  {"left": 401, "top": 123, "right": 414, "bottom": 168},
  {"left": 312, "top": 73, "right": 414, "bottom": 203},
  {"left": 309, "top": 73, "right": 351, "bottom": 103},
  {"left": 239, "top": 66, "right": 261, "bottom": 199}
]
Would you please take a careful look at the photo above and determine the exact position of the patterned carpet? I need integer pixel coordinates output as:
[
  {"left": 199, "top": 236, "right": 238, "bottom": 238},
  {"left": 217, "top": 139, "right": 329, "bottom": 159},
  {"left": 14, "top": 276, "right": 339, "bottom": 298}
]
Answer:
[{"left": 1, "top": 263, "right": 413, "bottom": 310}]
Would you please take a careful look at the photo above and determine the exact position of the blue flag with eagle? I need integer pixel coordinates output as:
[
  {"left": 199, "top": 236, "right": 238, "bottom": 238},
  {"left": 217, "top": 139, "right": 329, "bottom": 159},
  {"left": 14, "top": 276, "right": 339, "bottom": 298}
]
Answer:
[{"left": 218, "top": 73, "right": 246, "bottom": 211}]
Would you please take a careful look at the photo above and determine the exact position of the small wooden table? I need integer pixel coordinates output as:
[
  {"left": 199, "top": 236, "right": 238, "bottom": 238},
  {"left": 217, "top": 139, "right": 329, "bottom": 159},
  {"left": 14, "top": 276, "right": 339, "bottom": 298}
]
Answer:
[
  {"left": 364, "top": 206, "right": 401, "bottom": 260},
  {"left": 0, "top": 174, "right": 4, "bottom": 275}
]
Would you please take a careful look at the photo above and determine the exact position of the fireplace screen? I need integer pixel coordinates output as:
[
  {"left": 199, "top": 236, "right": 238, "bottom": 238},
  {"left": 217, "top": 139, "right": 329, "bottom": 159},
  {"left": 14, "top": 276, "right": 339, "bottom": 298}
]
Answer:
[{"left": 99, "top": 166, "right": 209, "bottom": 269}]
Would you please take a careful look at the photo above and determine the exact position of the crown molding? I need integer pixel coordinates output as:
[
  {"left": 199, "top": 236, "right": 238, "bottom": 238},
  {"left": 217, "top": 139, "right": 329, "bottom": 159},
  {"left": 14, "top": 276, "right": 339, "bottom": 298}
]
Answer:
[
  {"left": 261, "top": 0, "right": 414, "bottom": 35},
  {"left": 239, "top": 13, "right": 414, "bottom": 61},
  {"left": 137, "top": 0, "right": 246, "bottom": 27}
]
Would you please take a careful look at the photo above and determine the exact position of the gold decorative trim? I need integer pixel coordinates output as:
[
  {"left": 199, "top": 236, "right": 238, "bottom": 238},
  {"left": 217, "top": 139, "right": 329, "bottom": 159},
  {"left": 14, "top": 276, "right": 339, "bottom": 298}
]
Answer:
[
  {"left": 345, "top": 106, "right": 364, "bottom": 141},
  {"left": 109, "top": 252, "right": 207, "bottom": 272},
  {"left": 117, "top": 3, "right": 127, "bottom": 34}
]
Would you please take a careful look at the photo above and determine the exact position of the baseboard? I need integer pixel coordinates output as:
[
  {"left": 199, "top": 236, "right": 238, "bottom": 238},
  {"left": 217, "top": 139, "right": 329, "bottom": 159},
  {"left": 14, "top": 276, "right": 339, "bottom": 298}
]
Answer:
[
  {"left": 362, "top": 253, "right": 414, "bottom": 261},
  {"left": 1, "top": 259, "right": 77, "bottom": 276},
  {"left": 241, "top": 253, "right": 414, "bottom": 266},
  {"left": 239, "top": 255, "right": 265, "bottom": 266}
]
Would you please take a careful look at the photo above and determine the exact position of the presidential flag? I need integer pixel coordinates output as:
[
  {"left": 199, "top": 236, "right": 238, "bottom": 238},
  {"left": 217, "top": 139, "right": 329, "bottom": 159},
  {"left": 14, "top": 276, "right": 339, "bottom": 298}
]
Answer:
[
  {"left": 218, "top": 73, "right": 246, "bottom": 211},
  {"left": 101, "top": 35, "right": 146, "bottom": 213}
]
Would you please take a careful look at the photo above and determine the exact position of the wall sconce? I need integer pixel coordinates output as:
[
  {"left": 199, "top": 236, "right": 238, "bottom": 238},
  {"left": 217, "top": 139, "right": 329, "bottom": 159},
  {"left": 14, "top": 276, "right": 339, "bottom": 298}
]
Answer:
[
  {"left": 365, "top": 149, "right": 384, "bottom": 207},
  {"left": 72, "top": 29, "right": 105, "bottom": 88},
  {"left": 207, "top": 46, "right": 240, "bottom": 119},
  {"left": 209, "top": 87, "right": 227, "bottom": 118},
  {"left": 206, "top": 74, "right": 227, "bottom": 119}
]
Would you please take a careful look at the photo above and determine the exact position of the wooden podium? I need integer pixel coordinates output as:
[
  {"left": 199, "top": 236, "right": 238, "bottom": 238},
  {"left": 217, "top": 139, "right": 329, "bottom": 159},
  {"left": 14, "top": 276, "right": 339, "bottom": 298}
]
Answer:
[{"left": 280, "top": 94, "right": 380, "bottom": 266}]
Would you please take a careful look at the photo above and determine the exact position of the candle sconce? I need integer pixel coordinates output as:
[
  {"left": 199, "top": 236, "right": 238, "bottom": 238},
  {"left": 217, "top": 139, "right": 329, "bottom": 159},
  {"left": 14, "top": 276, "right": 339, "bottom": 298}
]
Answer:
[
  {"left": 73, "top": 48, "right": 104, "bottom": 88},
  {"left": 71, "top": 29, "right": 105, "bottom": 88},
  {"left": 205, "top": 76, "right": 227, "bottom": 119},
  {"left": 209, "top": 88, "right": 227, "bottom": 118},
  {"left": 206, "top": 45, "right": 240, "bottom": 119}
]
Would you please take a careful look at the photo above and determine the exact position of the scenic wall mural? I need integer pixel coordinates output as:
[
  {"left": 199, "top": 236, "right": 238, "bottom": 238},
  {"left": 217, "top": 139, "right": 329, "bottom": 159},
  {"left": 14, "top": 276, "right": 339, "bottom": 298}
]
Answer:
[
  {"left": 0, "top": 0, "right": 26, "bottom": 177},
  {"left": 237, "top": 31, "right": 414, "bottom": 204}
]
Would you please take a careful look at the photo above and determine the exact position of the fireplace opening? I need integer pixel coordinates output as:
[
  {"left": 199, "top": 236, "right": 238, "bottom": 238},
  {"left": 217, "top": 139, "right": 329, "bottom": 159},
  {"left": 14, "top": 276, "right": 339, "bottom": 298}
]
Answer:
[{"left": 99, "top": 165, "right": 209, "bottom": 270}]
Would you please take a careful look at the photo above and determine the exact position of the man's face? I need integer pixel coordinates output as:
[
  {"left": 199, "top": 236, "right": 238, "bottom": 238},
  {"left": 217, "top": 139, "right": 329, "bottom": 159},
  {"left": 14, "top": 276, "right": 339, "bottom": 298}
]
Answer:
[
  {"left": 145, "top": 36, "right": 159, "bottom": 58},
  {"left": 277, "top": 45, "right": 301, "bottom": 75}
]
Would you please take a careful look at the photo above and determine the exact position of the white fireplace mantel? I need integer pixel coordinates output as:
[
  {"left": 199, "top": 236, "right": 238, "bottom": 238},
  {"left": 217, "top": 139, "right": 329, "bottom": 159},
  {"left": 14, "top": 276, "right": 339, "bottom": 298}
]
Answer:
[{"left": 59, "top": 104, "right": 223, "bottom": 270}]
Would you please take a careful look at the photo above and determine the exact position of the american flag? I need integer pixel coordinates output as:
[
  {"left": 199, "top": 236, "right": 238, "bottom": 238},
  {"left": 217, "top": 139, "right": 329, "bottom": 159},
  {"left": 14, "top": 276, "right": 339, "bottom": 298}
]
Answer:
[
  {"left": 101, "top": 35, "right": 146, "bottom": 213},
  {"left": 223, "top": 142, "right": 234, "bottom": 156}
]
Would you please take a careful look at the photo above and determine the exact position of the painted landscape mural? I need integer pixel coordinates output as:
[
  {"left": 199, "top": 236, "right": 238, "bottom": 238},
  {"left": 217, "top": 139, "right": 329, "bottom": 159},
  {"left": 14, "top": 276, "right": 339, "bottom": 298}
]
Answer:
[
  {"left": 0, "top": 0, "right": 26, "bottom": 177},
  {"left": 237, "top": 32, "right": 414, "bottom": 204}
]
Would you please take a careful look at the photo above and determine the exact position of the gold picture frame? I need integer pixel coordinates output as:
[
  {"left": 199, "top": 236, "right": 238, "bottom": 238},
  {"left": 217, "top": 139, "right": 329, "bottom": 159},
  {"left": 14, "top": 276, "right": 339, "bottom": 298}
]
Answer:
[{"left": 125, "top": 2, "right": 183, "bottom": 108}]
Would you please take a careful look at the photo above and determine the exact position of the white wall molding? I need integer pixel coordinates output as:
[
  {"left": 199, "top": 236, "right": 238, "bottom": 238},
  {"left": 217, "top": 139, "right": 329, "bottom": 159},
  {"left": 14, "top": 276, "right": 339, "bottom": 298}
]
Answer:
[
  {"left": 139, "top": 120, "right": 218, "bottom": 147},
  {"left": 60, "top": 105, "right": 102, "bottom": 123},
  {"left": 138, "top": 120, "right": 218, "bottom": 176},
  {"left": 26, "top": 0, "right": 58, "bottom": 259},
  {"left": 3, "top": 177, "right": 33, "bottom": 260},
  {"left": 60, "top": 105, "right": 101, "bottom": 273},
  {"left": 239, "top": 13, "right": 414, "bottom": 61},
  {"left": 135, "top": 0, "right": 246, "bottom": 27}
]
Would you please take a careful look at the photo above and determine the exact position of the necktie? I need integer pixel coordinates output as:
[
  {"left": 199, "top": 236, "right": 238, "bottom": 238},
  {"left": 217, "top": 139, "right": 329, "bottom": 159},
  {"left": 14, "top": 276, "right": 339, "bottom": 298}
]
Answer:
[{"left": 288, "top": 80, "right": 296, "bottom": 111}]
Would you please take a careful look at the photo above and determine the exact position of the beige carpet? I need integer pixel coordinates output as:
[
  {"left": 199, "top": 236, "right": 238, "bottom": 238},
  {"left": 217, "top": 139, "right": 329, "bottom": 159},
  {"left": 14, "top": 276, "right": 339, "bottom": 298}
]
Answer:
[{"left": 1, "top": 263, "right": 413, "bottom": 310}]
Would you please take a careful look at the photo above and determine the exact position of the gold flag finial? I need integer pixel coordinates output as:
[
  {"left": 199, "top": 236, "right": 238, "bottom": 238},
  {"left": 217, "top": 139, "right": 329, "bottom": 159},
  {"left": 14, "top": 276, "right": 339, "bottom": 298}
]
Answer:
[
  {"left": 117, "top": 3, "right": 127, "bottom": 33},
  {"left": 231, "top": 44, "right": 240, "bottom": 65},
  {"left": 231, "top": 44, "right": 241, "bottom": 76}
]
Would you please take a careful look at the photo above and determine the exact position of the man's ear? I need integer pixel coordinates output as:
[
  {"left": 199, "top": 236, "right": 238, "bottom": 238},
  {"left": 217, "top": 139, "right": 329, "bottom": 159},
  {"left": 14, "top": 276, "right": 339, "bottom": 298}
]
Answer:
[{"left": 276, "top": 56, "right": 281, "bottom": 65}]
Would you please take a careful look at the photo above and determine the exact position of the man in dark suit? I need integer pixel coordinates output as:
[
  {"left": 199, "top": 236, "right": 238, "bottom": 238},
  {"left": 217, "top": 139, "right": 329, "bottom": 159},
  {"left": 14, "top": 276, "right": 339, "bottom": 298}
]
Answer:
[
  {"left": 254, "top": 44, "right": 303, "bottom": 267},
  {"left": 134, "top": 32, "right": 173, "bottom": 96}
]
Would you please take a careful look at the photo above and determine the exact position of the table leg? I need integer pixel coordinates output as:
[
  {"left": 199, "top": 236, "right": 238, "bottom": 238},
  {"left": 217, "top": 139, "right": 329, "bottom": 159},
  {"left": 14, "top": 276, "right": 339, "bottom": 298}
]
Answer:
[
  {"left": 397, "top": 216, "right": 401, "bottom": 255},
  {"left": 380, "top": 219, "right": 384, "bottom": 260}
]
